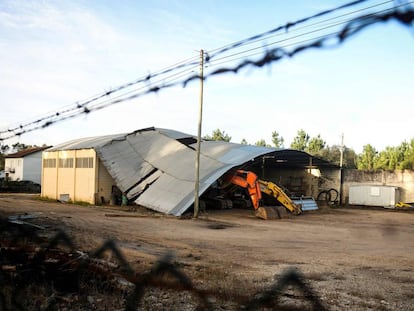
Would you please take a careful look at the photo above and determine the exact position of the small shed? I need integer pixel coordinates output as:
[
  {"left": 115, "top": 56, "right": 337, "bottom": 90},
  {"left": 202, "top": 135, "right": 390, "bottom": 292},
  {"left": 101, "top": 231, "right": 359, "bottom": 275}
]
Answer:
[{"left": 349, "top": 184, "right": 400, "bottom": 207}]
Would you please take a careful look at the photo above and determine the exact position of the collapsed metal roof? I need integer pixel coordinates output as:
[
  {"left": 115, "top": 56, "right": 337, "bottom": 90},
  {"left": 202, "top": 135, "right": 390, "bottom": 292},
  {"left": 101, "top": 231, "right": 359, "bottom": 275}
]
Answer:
[
  {"left": 96, "top": 127, "right": 274, "bottom": 216},
  {"left": 48, "top": 127, "right": 337, "bottom": 216}
]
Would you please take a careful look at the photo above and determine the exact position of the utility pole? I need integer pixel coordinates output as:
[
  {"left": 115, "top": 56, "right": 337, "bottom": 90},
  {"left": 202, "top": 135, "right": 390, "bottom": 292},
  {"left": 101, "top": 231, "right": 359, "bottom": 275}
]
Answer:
[
  {"left": 339, "top": 133, "right": 344, "bottom": 168},
  {"left": 194, "top": 49, "right": 204, "bottom": 218},
  {"left": 339, "top": 133, "right": 344, "bottom": 205}
]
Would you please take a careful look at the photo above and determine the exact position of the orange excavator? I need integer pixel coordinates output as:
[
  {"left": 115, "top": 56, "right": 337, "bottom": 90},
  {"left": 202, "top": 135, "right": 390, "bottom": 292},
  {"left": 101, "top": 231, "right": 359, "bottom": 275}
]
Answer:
[{"left": 223, "top": 169, "right": 302, "bottom": 220}]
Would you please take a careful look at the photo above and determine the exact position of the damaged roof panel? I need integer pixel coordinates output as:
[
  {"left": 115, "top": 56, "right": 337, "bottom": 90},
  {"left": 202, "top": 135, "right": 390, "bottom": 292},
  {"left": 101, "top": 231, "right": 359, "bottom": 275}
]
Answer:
[
  {"left": 96, "top": 139, "right": 154, "bottom": 192},
  {"left": 197, "top": 140, "right": 275, "bottom": 164},
  {"left": 48, "top": 134, "right": 126, "bottom": 151},
  {"left": 96, "top": 128, "right": 273, "bottom": 216}
]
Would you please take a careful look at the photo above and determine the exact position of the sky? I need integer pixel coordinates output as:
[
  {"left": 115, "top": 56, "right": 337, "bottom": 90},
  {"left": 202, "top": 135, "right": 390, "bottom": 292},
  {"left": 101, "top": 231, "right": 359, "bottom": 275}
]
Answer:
[{"left": 0, "top": 0, "right": 413, "bottom": 154}]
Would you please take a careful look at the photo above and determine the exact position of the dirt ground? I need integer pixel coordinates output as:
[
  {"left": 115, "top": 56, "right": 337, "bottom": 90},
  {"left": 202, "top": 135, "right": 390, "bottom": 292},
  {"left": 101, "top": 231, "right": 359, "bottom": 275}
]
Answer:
[{"left": 0, "top": 193, "right": 413, "bottom": 310}]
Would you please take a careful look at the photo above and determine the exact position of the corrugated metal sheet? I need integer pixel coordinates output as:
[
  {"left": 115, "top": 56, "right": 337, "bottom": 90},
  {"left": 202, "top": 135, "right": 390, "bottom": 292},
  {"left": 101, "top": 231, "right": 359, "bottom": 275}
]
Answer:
[
  {"left": 96, "top": 128, "right": 274, "bottom": 216},
  {"left": 48, "top": 133, "right": 126, "bottom": 151},
  {"left": 292, "top": 197, "right": 319, "bottom": 211}
]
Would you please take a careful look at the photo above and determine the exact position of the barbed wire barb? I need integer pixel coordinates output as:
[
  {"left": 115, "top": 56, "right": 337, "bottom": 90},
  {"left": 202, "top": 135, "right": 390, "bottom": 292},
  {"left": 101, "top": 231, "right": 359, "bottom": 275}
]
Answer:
[{"left": 0, "top": 2, "right": 413, "bottom": 142}]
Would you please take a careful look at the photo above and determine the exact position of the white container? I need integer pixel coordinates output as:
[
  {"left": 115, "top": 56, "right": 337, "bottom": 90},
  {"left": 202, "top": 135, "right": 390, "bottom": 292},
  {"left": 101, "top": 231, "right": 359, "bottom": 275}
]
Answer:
[{"left": 349, "top": 185, "right": 400, "bottom": 207}]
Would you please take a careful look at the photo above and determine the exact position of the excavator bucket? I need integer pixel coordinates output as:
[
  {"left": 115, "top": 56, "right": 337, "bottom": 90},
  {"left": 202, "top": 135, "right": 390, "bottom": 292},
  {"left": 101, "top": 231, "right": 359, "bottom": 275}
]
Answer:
[{"left": 255, "top": 206, "right": 289, "bottom": 220}]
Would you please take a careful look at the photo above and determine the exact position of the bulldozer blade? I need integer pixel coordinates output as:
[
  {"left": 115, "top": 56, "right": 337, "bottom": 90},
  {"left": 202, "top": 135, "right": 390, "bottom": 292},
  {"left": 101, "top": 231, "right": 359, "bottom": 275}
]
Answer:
[{"left": 255, "top": 206, "right": 291, "bottom": 220}]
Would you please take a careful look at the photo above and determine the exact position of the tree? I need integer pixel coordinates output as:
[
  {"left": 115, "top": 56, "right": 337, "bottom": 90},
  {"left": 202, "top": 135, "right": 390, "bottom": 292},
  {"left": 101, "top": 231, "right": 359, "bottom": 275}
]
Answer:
[
  {"left": 375, "top": 147, "right": 398, "bottom": 170},
  {"left": 255, "top": 139, "right": 271, "bottom": 147},
  {"left": 357, "top": 144, "right": 377, "bottom": 170},
  {"left": 12, "top": 143, "right": 32, "bottom": 152},
  {"left": 203, "top": 129, "right": 231, "bottom": 142},
  {"left": 342, "top": 146, "right": 358, "bottom": 169},
  {"left": 271, "top": 131, "right": 284, "bottom": 148},
  {"left": 317, "top": 145, "right": 357, "bottom": 168},
  {"left": 399, "top": 138, "right": 414, "bottom": 169},
  {"left": 290, "top": 129, "right": 309, "bottom": 151},
  {"left": 240, "top": 138, "right": 248, "bottom": 145},
  {"left": 373, "top": 140, "right": 414, "bottom": 170},
  {"left": 1, "top": 144, "right": 10, "bottom": 154},
  {"left": 0, "top": 144, "right": 10, "bottom": 171},
  {"left": 306, "top": 134, "right": 326, "bottom": 155}
]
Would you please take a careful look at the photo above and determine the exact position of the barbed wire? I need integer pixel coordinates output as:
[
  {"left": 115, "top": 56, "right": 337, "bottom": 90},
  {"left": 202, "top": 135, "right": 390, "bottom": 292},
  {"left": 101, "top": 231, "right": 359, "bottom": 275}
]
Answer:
[
  {"left": 1, "top": 0, "right": 413, "bottom": 142},
  {"left": 206, "top": 1, "right": 413, "bottom": 69},
  {"left": 206, "top": 0, "right": 372, "bottom": 58},
  {"left": 0, "top": 216, "right": 327, "bottom": 310},
  {"left": 0, "top": 0, "right": 387, "bottom": 139},
  {"left": 207, "top": 0, "right": 394, "bottom": 59}
]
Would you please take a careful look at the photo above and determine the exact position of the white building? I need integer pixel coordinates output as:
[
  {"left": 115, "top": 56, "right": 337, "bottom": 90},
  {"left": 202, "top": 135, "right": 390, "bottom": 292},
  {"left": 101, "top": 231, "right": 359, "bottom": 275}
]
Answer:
[{"left": 4, "top": 147, "right": 49, "bottom": 184}]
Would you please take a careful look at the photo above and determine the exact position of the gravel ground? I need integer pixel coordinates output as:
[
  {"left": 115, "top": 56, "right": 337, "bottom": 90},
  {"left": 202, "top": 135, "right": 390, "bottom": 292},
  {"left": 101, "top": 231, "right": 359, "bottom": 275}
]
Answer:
[{"left": 0, "top": 193, "right": 413, "bottom": 310}]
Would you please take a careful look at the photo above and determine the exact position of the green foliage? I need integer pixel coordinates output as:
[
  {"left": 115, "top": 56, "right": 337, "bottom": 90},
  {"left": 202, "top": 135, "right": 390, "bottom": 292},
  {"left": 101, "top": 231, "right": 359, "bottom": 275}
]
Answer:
[
  {"left": 203, "top": 129, "right": 231, "bottom": 142},
  {"left": 255, "top": 139, "right": 271, "bottom": 147},
  {"left": 290, "top": 129, "right": 310, "bottom": 151},
  {"left": 317, "top": 145, "right": 357, "bottom": 168},
  {"left": 357, "top": 144, "right": 377, "bottom": 170},
  {"left": 307, "top": 135, "right": 326, "bottom": 154},
  {"left": 204, "top": 128, "right": 414, "bottom": 171},
  {"left": 369, "top": 139, "right": 414, "bottom": 170},
  {"left": 271, "top": 131, "right": 284, "bottom": 148},
  {"left": 290, "top": 130, "right": 325, "bottom": 155}
]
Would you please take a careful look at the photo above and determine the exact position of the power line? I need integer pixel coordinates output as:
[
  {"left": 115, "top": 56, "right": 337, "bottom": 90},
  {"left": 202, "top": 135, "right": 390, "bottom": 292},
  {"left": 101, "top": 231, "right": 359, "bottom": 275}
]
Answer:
[{"left": 1, "top": 1, "right": 413, "bottom": 141}]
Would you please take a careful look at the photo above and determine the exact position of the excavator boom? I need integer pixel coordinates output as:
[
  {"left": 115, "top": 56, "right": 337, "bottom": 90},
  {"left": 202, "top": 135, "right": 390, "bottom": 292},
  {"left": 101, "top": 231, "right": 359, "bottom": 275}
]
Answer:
[{"left": 258, "top": 180, "right": 302, "bottom": 215}]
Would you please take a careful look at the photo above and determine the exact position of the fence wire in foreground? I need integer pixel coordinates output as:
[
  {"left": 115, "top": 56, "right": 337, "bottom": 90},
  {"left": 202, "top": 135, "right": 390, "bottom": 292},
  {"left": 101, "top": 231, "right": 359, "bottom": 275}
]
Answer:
[{"left": 0, "top": 217, "right": 327, "bottom": 310}]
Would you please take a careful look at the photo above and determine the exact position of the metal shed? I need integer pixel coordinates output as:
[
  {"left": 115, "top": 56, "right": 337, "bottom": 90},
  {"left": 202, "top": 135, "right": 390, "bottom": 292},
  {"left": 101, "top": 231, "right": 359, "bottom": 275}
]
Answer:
[{"left": 45, "top": 127, "right": 336, "bottom": 215}]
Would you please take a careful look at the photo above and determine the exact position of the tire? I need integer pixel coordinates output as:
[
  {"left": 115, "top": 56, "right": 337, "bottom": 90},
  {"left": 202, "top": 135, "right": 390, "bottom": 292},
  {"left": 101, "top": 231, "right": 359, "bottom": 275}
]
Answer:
[
  {"left": 328, "top": 188, "right": 339, "bottom": 202},
  {"left": 317, "top": 190, "right": 331, "bottom": 202}
]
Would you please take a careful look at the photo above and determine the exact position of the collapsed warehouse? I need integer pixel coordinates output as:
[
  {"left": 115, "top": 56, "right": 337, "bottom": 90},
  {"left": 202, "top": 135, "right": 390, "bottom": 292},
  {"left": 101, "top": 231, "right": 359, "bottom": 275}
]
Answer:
[{"left": 41, "top": 127, "right": 339, "bottom": 216}]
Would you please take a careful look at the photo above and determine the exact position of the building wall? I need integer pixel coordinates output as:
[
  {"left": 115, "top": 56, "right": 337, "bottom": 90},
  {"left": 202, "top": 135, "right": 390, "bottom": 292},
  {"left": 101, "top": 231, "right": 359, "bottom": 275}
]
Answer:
[
  {"left": 73, "top": 149, "right": 96, "bottom": 204},
  {"left": 41, "top": 151, "right": 58, "bottom": 199},
  {"left": 4, "top": 158, "right": 23, "bottom": 181},
  {"left": 42, "top": 149, "right": 117, "bottom": 204},
  {"left": 342, "top": 169, "right": 414, "bottom": 204},
  {"left": 263, "top": 168, "right": 314, "bottom": 197},
  {"left": 23, "top": 152, "right": 43, "bottom": 184},
  {"left": 262, "top": 167, "right": 414, "bottom": 205},
  {"left": 96, "top": 158, "right": 117, "bottom": 204},
  {"left": 5, "top": 152, "right": 43, "bottom": 183},
  {"left": 259, "top": 166, "right": 341, "bottom": 201}
]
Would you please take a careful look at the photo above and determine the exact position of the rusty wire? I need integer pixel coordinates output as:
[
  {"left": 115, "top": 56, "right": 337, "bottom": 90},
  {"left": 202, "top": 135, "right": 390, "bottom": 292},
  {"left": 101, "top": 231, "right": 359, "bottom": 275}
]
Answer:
[
  {"left": 0, "top": 216, "right": 329, "bottom": 310},
  {"left": 1, "top": 1, "right": 413, "bottom": 141}
]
